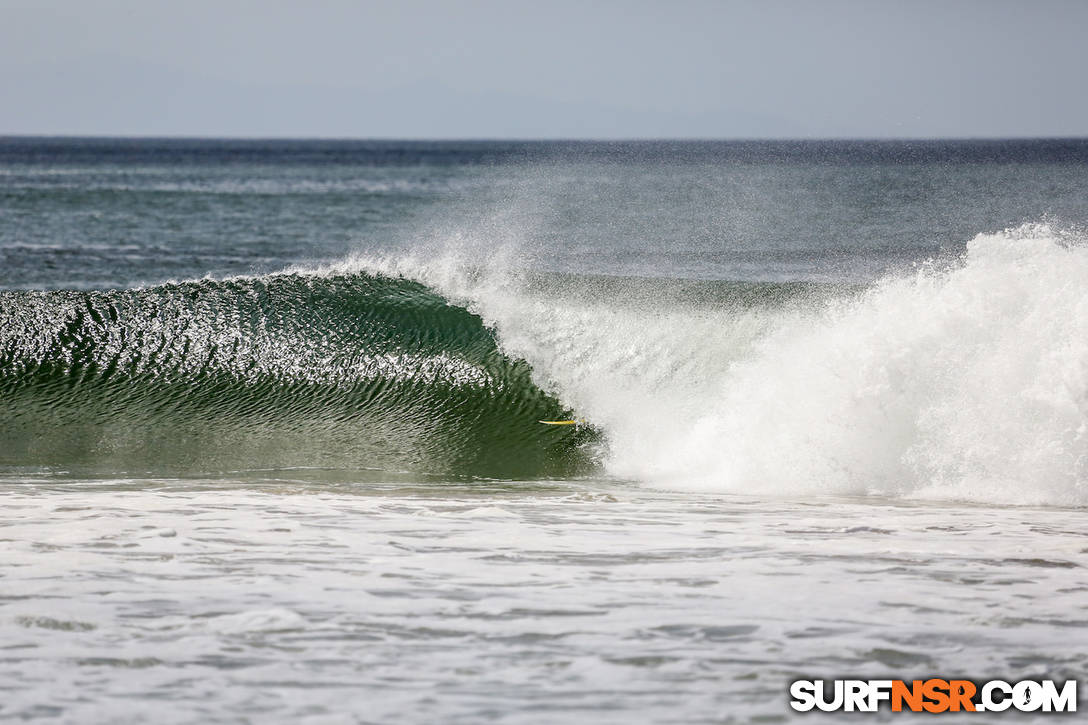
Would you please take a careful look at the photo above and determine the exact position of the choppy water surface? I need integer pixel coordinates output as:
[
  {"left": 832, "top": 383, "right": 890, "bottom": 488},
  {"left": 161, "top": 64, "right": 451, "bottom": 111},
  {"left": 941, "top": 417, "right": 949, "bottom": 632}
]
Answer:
[
  {"left": 2, "top": 139, "right": 1088, "bottom": 722},
  {"left": 2, "top": 477, "right": 1085, "bottom": 723}
]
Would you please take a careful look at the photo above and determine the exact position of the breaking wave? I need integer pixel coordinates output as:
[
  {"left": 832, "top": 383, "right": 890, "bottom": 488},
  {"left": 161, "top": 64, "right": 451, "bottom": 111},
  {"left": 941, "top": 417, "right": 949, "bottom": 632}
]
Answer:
[{"left": 3, "top": 223, "right": 1086, "bottom": 505}]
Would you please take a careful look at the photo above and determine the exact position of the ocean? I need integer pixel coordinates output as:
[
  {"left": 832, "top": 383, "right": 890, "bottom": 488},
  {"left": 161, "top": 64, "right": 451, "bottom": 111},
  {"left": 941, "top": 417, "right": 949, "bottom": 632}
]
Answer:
[{"left": 1, "top": 138, "right": 1086, "bottom": 722}]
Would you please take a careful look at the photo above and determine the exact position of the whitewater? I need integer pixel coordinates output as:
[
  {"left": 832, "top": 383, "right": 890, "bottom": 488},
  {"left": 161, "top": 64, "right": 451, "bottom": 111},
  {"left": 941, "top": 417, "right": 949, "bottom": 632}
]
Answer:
[
  {"left": 325, "top": 222, "right": 1088, "bottom": 507},
  {"left": 2, "top": 139, "right": 1087, "bottom": 723}
]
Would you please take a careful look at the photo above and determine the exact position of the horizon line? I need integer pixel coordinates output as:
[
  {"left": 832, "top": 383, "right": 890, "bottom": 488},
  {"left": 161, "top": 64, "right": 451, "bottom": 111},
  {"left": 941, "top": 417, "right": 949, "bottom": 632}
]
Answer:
[{"left": 3, "top": 133, "right": 1088, "bottom": 144}]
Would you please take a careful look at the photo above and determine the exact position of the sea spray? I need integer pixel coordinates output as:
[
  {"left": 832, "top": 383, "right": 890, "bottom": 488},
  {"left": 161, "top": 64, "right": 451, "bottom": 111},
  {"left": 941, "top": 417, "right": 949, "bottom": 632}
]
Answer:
[{"left": 346, "top": 224, "right": 1088, "bottom": 506}]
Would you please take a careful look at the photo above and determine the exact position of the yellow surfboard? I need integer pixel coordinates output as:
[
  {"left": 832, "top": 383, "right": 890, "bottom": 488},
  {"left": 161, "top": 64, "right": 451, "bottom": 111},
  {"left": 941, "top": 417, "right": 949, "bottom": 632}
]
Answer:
[{"left": 538, "top": 419, "right": 583, "bottom": 426}]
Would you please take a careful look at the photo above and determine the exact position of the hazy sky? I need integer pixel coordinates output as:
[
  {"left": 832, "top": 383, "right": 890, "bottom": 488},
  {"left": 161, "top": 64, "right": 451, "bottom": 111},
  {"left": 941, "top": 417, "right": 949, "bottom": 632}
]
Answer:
[{"left": 3, "top": 0, "right": 1087, "bottom": 138}]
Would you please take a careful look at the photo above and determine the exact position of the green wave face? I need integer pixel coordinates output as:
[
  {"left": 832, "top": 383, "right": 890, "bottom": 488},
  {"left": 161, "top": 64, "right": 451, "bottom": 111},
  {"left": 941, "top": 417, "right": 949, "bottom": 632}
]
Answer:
[{"left": 0, "top": 273, "right": 598, "bottom": 478}]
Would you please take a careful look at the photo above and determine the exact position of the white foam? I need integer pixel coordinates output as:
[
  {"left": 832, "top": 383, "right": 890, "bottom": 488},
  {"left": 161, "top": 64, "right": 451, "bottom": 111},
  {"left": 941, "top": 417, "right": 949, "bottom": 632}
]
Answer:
[
  {"left": 668, "top": 223, "right": 1088, "bottom": 506},
  {"left": 205, "top": 608, "right": 306, "bottom": 635}
]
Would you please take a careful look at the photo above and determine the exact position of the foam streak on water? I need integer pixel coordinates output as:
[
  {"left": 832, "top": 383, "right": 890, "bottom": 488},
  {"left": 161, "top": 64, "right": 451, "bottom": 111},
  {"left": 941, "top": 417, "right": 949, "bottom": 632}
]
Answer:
[{"left": 1, "top": 479, "right": 1085, "bottom": 723}]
